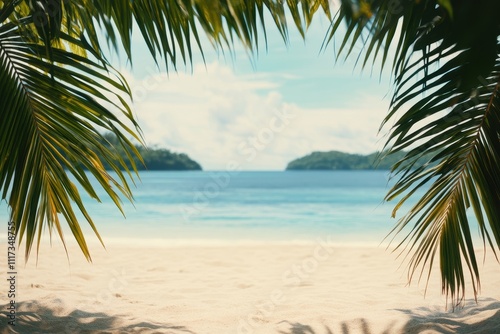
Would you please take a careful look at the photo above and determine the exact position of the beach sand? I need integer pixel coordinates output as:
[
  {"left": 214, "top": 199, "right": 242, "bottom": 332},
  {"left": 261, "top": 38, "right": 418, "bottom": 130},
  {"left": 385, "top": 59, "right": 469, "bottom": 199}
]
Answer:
[{"left": 1, "top": 238, "right": 500, "bottom": 334}]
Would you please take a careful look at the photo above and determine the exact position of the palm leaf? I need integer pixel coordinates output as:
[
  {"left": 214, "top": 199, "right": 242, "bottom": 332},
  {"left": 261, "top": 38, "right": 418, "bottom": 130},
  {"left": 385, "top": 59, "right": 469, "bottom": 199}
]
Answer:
[
  {"left": 73, "top": 0, "right": 331, "bottom": 67},
  {"left": 0, "top": 15, "right": 142, "bottom": 261},
  {"left": 326, "top": 0, "right": 500, "bottom": 306}
]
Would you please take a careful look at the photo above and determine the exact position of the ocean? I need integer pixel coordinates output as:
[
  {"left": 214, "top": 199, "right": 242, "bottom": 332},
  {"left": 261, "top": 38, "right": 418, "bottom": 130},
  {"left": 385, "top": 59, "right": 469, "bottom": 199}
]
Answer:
[{"left": 1, "top": 171, "right": 419, "bottom": 246}]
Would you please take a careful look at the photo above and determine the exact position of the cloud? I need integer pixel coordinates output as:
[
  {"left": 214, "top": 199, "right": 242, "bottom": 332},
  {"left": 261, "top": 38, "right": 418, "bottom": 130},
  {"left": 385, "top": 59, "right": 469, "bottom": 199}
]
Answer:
[{"left": 124, "top": 62, "right": 390, "bottom": 170}]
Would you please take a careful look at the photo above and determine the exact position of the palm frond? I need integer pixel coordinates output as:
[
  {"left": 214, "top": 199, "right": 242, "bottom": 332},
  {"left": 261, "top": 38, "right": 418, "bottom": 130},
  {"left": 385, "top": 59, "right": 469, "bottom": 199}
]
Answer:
[
  {"left": 73, "top": 0, "right": 331, "bottom": 68},
  {"left": 326, "top": 0, "right": 500, "bottom": 306},
  {"left": 0, "top": 15, "right": 141, "bottom": 261},
  {"left": 386, "top": 65, "right": 500, "bottom": 307}
]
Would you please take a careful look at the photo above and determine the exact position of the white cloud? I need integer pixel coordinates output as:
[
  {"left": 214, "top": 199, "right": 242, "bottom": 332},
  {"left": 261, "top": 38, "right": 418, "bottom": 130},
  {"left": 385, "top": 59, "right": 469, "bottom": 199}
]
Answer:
[{"left": 124, "top": 62, "right": 390, "bottom": 170}]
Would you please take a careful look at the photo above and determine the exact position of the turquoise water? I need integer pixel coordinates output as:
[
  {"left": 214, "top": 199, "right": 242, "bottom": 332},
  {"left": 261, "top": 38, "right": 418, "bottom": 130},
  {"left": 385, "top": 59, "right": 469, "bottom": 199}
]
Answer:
[{"left": 1, "top": 171, "right": 414, "bottom": 244}]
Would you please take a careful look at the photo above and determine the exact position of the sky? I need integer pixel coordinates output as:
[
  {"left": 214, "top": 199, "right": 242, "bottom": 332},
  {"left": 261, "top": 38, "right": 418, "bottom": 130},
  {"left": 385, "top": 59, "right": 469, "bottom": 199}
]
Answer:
[{"left": 112, "top": 12, "right": 395, "bottom": 171}]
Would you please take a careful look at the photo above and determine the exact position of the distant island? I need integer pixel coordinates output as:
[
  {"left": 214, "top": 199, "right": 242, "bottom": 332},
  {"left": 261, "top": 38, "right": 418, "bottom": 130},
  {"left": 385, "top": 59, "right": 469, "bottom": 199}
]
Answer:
[
  {"left": 286, "top": 150, "right": 409, "bottom": 170},
  {"left": 98, "top": 133, "right": 202, "bottom": 171}
]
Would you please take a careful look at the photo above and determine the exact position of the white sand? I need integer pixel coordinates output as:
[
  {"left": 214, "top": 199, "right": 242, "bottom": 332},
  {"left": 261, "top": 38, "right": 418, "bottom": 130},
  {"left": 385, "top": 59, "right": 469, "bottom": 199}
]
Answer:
[{"left": 1, "top": 238, "right": 500, "bottom": 334}]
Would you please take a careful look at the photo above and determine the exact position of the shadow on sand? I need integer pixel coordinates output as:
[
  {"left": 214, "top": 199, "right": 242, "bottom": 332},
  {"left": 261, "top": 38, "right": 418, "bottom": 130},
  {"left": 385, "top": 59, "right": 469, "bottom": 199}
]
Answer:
[
  {"left": 276, "top": 298, "right": 500, "bottom": 334},
  {"left": 1, "top": 298, "right": 499, "bottom": 333},
  {"left": 277, "top": 319, "right": 394, "bottom": 334},
  {"left": 278, "top": 321, "right": 326, "bottom": 334},
  {"left": 0, "top": 300, "right": 195, "bottom": 334},
  {"left": 397, "top": 298, "right": 500, "bottom": 334}
]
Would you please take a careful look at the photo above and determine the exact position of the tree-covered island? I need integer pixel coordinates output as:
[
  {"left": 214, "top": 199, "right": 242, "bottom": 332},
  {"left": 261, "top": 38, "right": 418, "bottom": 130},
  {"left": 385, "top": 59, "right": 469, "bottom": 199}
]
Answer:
[
  {"left": 286, "top": 151, "right": 409, "bottom": 170},
  {"left": 99, "top": 133, "right": 202, "bottom": 171}
]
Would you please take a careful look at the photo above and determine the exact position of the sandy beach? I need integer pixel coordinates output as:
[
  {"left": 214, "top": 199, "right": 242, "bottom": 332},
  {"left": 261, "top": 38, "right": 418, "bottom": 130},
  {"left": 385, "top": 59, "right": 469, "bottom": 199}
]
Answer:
[{"left": 1, "top": 238, "right": 500, "bottom": 334}]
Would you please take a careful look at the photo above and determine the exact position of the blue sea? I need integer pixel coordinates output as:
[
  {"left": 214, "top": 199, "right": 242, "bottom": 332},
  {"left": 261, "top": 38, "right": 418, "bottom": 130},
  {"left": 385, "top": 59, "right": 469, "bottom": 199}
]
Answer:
[{"left": 1, "top": 171, "right": 418, "bottom": 245}]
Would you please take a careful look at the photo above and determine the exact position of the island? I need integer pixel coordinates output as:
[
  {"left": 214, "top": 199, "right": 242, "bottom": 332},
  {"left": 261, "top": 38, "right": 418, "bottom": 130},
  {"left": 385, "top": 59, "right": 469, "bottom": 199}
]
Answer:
[
  {"left": 98, "top": 133, "right": 202, "bottom": 171},
  {"left": 285, "top": 150, "right": 408, "bottom": 170}
]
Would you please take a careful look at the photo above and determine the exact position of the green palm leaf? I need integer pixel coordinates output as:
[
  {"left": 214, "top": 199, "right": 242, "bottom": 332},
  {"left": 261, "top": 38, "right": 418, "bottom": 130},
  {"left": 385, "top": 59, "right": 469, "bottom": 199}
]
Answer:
[
  {"left": 0, "top": 11, "right": 142, "bottom": 261},
  {"left": 325, "top": 0, "right": 500, "bottom": 306},
  {"left": 69, "top": 0, "right": 331, "bottom": 68}
]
